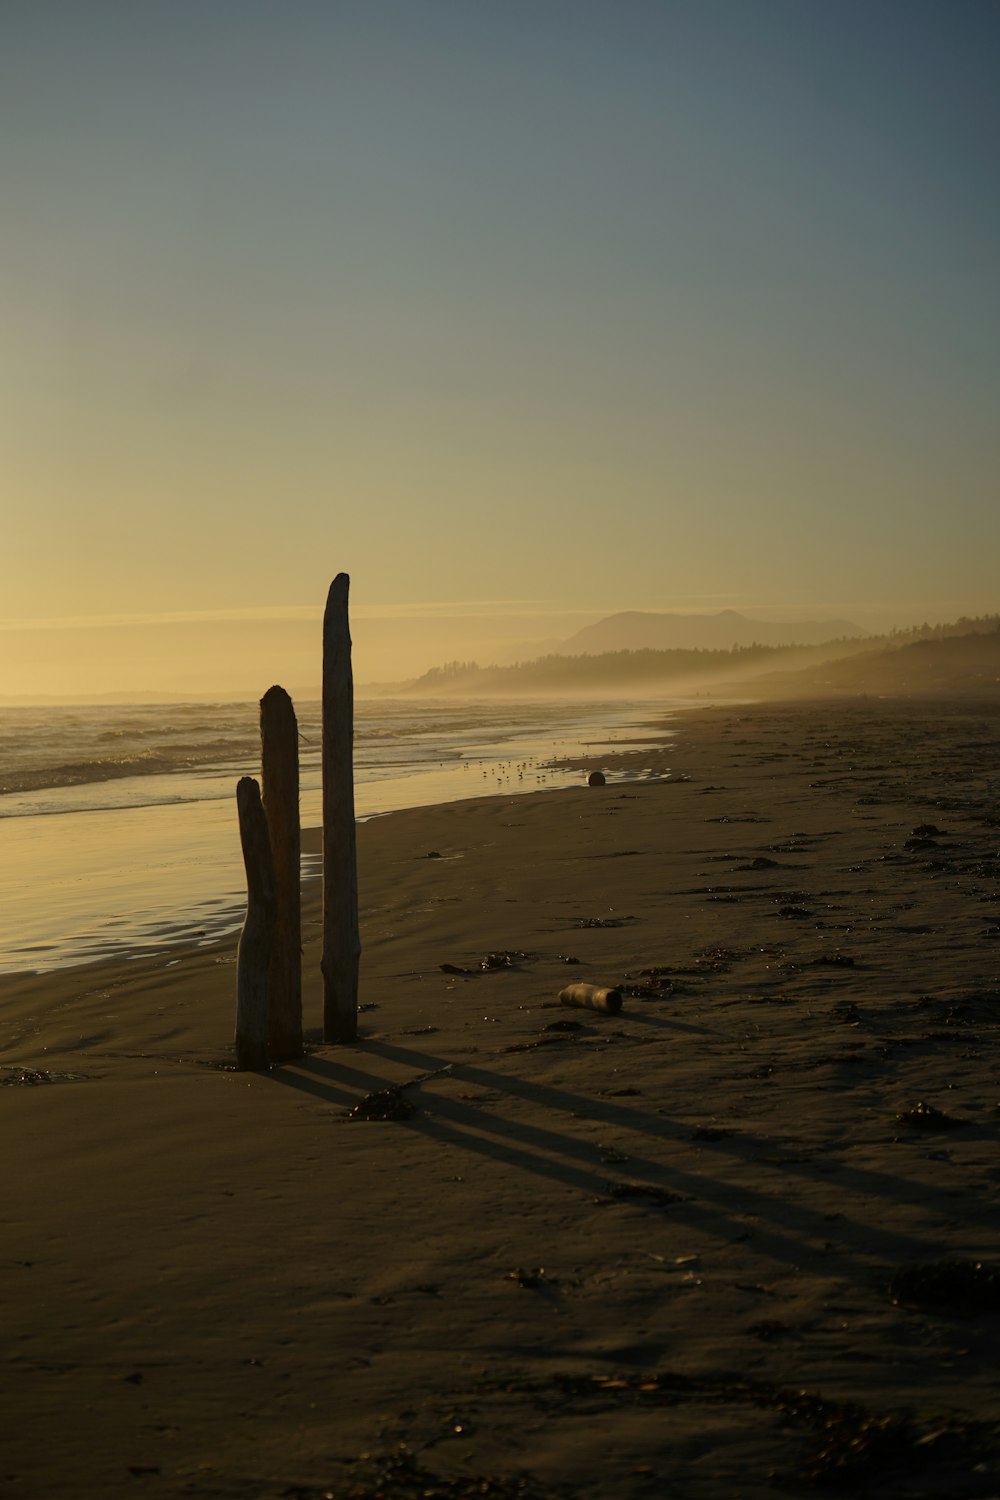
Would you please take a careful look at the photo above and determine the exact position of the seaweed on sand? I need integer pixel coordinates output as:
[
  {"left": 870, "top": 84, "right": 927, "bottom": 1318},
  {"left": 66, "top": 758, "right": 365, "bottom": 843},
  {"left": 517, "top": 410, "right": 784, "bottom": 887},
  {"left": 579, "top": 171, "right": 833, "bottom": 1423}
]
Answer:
[
  {"left": 895, "top": 1101, "right": 970, "bottom": 1130},
  {"left": 603, "top": 1182, "right": 687, "bottom": 1207},
  {"left": 570, "top": 916, "right": 638, "bottom": 929},
  {"left": 889, "top": 1259, "right": 1000, "bottom": 1316},
  {"left": 346, "top": 1064, "right": 453, "bottom": 1121},
  {"left": 480, "top": 950, "right": 538, "bottom": 969},
  {"left": 347, "top": 1086, "right": 416, "bottom": 1121},
  {"left": 0, "top": 1066, "right": 90, "bottom": 1086}
]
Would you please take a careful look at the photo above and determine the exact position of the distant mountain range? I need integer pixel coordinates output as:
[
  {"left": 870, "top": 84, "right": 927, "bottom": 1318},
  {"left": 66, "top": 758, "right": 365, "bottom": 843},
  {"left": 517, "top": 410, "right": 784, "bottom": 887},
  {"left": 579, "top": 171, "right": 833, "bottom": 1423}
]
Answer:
[
  {"left": 401, "top": 615, "right": 1000, "bottom": 698},
  {"left": 552, "top": 610, "right": 862, "bottom": 655}
]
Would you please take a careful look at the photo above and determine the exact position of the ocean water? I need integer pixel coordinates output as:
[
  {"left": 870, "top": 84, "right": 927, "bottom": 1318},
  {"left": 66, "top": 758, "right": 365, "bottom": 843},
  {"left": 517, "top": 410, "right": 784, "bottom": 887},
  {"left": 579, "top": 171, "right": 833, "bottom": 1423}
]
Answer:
[{"left": 0, "top": 697, "right": 670, "bottom": 974}]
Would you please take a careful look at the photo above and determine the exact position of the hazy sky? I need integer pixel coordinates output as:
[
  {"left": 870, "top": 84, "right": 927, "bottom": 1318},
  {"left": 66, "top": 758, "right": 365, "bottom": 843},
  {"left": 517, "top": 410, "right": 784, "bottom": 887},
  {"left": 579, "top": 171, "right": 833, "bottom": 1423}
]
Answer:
[{"left": 3, "top": 0, "right": 998, "bottom": 695}]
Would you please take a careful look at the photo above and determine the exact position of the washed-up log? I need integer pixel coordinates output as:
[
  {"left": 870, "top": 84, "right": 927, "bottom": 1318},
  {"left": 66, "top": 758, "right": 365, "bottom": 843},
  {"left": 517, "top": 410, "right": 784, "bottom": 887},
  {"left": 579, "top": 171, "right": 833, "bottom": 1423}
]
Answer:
[
  {"left": 322, "top": 573, "right": 361, "bottom": 1043},
  {"left": 261, "top": 685, "right": 302, "bottom": 1062},
  {"left": 235, "top": 776, "right": 277, "bottom": 1069},
  {"left": 559, "top": 982, "right": 623, "bottom": 1015}
]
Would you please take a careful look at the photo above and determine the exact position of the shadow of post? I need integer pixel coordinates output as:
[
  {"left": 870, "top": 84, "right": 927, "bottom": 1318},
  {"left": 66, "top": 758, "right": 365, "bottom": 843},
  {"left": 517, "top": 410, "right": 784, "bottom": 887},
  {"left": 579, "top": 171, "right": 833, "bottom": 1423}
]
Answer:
[{"left": 265, "top": 1041, "right": 946, "bottom": 1268}]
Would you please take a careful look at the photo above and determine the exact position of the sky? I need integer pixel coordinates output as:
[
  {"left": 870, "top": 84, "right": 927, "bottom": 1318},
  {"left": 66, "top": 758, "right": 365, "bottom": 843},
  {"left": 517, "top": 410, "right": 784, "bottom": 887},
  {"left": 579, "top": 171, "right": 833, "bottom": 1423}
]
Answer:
[{"left": 3, "top": 0, "right": 999, "bottom": 697}]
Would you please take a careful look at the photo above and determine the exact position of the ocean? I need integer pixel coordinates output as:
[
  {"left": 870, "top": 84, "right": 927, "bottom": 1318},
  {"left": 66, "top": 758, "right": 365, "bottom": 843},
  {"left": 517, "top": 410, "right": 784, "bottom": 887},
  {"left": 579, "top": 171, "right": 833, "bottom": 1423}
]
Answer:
[{"left": 0, "top": 697, "right": 671, "bottom": 974}]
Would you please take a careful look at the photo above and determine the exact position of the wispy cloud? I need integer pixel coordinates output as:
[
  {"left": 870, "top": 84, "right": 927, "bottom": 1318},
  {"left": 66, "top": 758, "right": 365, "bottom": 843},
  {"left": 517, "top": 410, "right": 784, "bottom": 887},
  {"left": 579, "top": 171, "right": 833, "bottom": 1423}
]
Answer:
[
  {"left": 0, "top": 606, "right": 323, "bottom": 632},
  {"left": 3, "top": 597, "right": 942, "bottom": 637},
  {"left": 0, "top": 600, "right": 586, "bottom": 632}
]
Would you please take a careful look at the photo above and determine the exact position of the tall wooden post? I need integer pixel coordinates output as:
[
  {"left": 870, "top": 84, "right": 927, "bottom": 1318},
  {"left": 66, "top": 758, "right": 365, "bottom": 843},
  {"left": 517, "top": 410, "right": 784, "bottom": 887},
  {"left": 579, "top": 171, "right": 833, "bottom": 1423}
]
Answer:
[
  {"left": 235, "top": 775, "right": 276, "bottom": 1070},
  {"left": 261, "top": 685, "right": 302, "bottom": 1062},
  {"left": 322, "top": 573, "right": 361, "bottom": 1042}
]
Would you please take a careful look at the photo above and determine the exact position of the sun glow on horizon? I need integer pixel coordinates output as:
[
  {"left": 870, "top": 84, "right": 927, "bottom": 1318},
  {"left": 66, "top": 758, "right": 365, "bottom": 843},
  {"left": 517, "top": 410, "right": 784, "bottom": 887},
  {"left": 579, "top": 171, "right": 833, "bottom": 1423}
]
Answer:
[{"left": 2, "top": 2, "right": 998, "bottom": 698}]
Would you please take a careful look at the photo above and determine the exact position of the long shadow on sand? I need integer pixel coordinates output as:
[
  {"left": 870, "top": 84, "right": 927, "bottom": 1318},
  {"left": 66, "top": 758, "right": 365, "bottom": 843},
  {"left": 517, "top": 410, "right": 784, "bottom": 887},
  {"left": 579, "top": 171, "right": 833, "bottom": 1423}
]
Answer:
[{"left": 268, "top": 1038, "right": 950, "bottom": 1276}]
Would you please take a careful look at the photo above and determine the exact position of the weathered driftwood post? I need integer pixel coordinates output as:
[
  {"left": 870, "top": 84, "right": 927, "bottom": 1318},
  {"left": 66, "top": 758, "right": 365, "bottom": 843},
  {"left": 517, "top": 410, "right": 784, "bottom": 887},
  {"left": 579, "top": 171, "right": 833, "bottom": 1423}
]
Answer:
[
  {"left": 235, "top": 775, "right": 277, "bottom": 1069},
  {"left": 322, "top": 573, "right": 361, "bottom": 1042},
  {"left": 261, "top": 685, "right": 302, "bottom": 1062}
]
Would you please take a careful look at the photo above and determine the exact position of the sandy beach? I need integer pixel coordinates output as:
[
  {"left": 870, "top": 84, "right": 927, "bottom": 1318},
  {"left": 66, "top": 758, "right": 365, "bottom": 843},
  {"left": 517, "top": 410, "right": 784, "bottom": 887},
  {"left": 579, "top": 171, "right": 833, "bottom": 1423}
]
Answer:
[{"left": 3, "top": 696, "right": 1000, "bottom": 1499}]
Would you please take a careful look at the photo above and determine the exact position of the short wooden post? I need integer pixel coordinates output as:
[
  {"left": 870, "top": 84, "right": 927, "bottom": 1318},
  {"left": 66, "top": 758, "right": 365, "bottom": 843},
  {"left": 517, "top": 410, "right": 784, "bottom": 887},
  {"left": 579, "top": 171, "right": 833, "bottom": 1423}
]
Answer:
[
  {"left": 261, "top": 685, "right": 302, "bottom": 1062},
  {"left": 321, "top": 573, "right": 361, "bottom": 1043},
  {"left": 235, "top": 775, "right": 276, "bottom": 1070}
]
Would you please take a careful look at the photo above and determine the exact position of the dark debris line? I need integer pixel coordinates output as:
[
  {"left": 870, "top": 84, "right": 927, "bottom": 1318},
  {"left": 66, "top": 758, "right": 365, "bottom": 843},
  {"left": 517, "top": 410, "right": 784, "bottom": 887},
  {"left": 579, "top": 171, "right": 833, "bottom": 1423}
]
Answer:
[
  {"left": 300, "top": 1368, "right": 1000, "bottom": 1498},
  {"left": 889, "top": 1259, "right": 1000, "bottom": 1316},
  {"left": 0, "top": 1066, "right": 90, "bottom": 1086},
  {"left": 488, "top": 1370, "right": 999, "bottom": 1493},
  {"left": 281, "top": 1447, "right": 574, "bottom": 1499}
]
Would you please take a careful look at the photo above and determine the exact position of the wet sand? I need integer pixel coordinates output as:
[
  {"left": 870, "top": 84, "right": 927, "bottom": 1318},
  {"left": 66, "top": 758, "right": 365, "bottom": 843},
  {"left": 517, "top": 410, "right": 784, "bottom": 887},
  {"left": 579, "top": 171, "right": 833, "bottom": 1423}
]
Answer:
[{"left": 2, "top": 697, "right": 1000, "bottom": 1498}]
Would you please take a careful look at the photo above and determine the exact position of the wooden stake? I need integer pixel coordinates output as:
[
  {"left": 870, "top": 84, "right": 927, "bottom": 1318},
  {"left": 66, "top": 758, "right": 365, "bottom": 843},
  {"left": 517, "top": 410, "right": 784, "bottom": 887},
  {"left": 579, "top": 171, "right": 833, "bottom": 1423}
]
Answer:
[
  {"left": 261, "top": 685, "right": 302, "bottom": 1062},
  {"left": 235, "top": 775, "right": 276, "bottom": 1070},
  {"left": 322, "top": 573, "right": 361, "bottom": 1042}
]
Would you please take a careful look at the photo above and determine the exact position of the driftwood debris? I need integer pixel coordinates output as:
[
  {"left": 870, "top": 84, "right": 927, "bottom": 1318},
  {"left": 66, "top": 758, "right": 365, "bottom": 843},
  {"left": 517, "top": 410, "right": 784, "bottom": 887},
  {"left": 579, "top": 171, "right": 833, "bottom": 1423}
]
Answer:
[
  {"left": 558, "top": 982, "right": 623, "bottom": 1015},
  {"left": 261, "top": 685, "right": 302, "bottom": 1062},
  {"left": 235, "top": 776, "right": 277, "bottom": 1069},
  {"left": 321, "top": 573, "right": 361, "bottom": 1043}
]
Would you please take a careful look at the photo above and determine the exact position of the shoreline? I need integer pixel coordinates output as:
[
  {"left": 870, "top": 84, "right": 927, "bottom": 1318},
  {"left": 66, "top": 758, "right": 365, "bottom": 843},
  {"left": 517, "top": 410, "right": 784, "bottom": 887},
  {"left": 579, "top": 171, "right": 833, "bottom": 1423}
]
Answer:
[
  {"left": 3, "top": 694, "right": 1000, "bottom": 1498},
  {"left": 0, "top": 726, "right": 678, "bottom": 994},
  {"left": 1, "top": 698, "right": 676, "bottom": 976}
]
